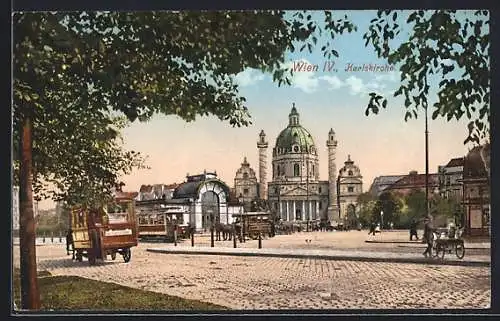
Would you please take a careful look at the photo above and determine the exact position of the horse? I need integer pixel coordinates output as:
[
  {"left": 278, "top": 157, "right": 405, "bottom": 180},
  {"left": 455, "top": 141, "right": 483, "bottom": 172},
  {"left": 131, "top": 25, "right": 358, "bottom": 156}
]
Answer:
[{"left": 214, "top": 222, "right": 234, "bottom": 241}]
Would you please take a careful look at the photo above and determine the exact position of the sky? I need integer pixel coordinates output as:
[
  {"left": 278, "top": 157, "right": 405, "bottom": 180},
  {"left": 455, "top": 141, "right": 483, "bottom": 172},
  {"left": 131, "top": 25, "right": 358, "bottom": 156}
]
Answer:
[{"left": 36, "top": 10, "right": 484, "bottom": 210}]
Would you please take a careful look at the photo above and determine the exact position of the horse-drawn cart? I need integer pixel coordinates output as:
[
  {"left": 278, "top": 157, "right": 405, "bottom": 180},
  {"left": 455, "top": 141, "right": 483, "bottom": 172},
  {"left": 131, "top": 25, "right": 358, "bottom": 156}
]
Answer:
[
  {"left": 233, "top": 212, "right": 274, "bottom": 240},
  {"left": 69, "top": 192, "right": 139, "bottom": 265},
  {"left": 432, "top": 228, "right": 465, "bottom": 260}
]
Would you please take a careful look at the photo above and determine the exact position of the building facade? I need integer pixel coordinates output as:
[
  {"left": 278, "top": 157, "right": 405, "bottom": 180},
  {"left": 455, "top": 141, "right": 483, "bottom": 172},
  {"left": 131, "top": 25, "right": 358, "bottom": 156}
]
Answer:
[
  {"left": 462, "top": 146, "right": 490, "bottom": 237},
  {"left": 337, "top": 155, "right": 363, "bottom": 223},
  {"left": 260, "top": 104, "right": 358, "bottom": 223},
  {"left": 137, "top": 183, "right": 179, "bottom": 201},
  {"left": 138, "top": 172, "right": 244, "bottom": 232},
  {"left": 12, "top": 186, "right": 19, "bottom": 231},
  {"left": 368, "top": 175, "right": 405, "bottom": 197},
  {"left": 383, "top": 171, "right": 440, "bottom": 197},
  {"left": 12, "top": 186, "right": 39, "bottom": 232},
  {"left": 233, "top": 157, "right": 259, "bottom": 205},
  {"left": 438, "top": 157, "right": 464, "bottom": 200}
]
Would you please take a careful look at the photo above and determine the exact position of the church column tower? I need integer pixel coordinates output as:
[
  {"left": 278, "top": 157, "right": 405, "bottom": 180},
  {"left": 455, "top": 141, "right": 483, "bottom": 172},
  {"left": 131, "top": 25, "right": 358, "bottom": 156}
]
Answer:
[
  {"left": 326, "top": 128, "right": 339, "bottom": 221},
  {"left": 257, "top": 130, "right": 269, "bottom": 199}
]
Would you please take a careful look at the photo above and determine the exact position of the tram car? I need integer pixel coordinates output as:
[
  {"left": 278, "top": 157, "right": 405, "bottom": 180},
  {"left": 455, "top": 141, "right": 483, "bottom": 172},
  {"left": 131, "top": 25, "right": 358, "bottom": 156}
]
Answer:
[
  {"left": 69, "top": 191, "right": 139, "bottom": 265},
  {"left": 135, "top": 199, "right": 191, "bottom": 241}
]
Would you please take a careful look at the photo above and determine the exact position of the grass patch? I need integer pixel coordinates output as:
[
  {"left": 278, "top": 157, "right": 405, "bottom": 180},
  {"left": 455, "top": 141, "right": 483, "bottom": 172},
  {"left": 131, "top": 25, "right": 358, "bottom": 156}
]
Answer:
[{"left": 12, "top": 268, "right": 226, "bottom": 311}]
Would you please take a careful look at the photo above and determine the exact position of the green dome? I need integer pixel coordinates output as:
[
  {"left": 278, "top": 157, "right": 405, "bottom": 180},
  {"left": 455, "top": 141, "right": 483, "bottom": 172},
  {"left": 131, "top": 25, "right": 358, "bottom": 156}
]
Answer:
[{"left": 274, "top": 104, "right": 316, "bottom": 154}]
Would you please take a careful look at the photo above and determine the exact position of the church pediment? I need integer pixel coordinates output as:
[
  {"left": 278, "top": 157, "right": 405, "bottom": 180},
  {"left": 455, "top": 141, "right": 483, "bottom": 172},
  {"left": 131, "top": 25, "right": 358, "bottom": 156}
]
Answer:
[{"left": 281, "top": 186, "right": 318, "bottom": 197}]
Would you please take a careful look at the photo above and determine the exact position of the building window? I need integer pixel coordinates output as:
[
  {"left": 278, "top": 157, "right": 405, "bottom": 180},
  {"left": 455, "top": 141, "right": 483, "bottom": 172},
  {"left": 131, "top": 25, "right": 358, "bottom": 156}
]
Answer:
[
  {"left": 293, "top": 145, "right": 299, "bottom": 153},
  {"left": 312, "top": 164, "right": 315, "bottom": 176},
  {"left": 319, "top": 202, "right": 322, "bottom": 210},
  {"left": 243, "top": 172, "right": 249, "bottom": 179},
  {"left": 348, "top": 170, "right": 353, "bottom": 176},
  {"left": 243, "top": 188, "right": 249, "bottom": 195},
  {"left": 348, "top": 186, "right": 354, "bottom": 193},
  {"left": 275, "top": 187, "right": 279, "bottom": 194},
  {"left": 274, "top": 202, "right": 278, "bottom": 210},
  {"left": 294, "top": 164, "right": 300, "bottom": 176},
  {"left": 319, "top": 187, "right": 322, "bottom": 193}
]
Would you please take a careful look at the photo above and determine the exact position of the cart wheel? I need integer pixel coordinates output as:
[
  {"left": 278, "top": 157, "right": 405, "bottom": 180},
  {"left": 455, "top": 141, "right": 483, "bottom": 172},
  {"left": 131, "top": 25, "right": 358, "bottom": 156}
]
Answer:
[
  {"left": 111, "top": 252, "right": 117, "bottom": 260},
  {"left": 122, "top": 248, "right": 131, "bottom": 263},
  {"left": 432, "top": 243, "right": 440, "bottom": 258},
  {"left": 76, "top": 252, "right": 83, "bottom": 262},
  {"left": 437, "top": 244, "right": 446, "bottom": 260},
  {"left": 455, "top": 243, "right": 465, "bottom": 259}
]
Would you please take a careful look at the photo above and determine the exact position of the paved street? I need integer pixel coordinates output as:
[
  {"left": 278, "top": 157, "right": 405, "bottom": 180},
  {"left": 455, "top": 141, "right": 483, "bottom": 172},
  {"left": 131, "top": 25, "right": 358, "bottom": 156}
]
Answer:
[{"left": 12, "top": 231, "right": 491, "bottom": 310}]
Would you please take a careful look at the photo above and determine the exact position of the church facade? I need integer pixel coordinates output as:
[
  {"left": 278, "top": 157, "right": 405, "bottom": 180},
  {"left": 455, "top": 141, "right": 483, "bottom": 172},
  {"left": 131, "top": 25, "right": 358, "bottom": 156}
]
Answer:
[
  {"left": 234, "top": 103, "right": 363, "bottom": 223},
  {"left": 337, "top": 155, "right": 363, "bottom": 224}
]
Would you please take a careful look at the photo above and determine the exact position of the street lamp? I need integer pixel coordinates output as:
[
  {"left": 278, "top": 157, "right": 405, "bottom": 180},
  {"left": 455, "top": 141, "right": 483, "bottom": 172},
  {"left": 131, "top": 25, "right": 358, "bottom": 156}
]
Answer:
[
  {"left": 380, "top": 210, "right": 384, "bottom": 231},
  {"left": 208, "top": 209, "right": 214, "bottom": 247}
]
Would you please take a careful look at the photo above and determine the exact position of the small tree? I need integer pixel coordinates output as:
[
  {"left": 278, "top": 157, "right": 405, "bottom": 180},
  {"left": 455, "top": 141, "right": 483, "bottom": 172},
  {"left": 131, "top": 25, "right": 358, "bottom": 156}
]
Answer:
[{"left": 373, "top": 191, "right": 403, "bottom": 228}]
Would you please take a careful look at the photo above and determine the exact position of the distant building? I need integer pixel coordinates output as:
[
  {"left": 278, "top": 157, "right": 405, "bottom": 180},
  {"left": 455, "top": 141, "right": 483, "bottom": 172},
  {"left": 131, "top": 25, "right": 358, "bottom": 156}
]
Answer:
[
  {"left": 337, "top": 155, "right": 363, "bottom": 223},
  {"left": 262, "top": 104, "right": 360, "bottom": 223},
  {"left": 12, "top": 186, "right": 39, "bottom": 232},
  {"left": 462, "top": 145, "right": 490, "bottom": 237},
  {"left": 12, "top": 186, "right": 19, "bottom": 231},
  {"left": 137, "top": 183, "right": 179, "bottom": 201},
  {"left": 438, "top": 157, "right": 464, "bottom": 200},
  {"left": 383, "top": 171, "right": 440, "bottom": 197},
  {"left": 368, "top": 175, "right": 405, "bottom": 197},
  {"left": 233, "top": 157, "right": 259, "bottom": 205},
  {"left": 137, "top": 172, "right": 243, "bottom": 232}
]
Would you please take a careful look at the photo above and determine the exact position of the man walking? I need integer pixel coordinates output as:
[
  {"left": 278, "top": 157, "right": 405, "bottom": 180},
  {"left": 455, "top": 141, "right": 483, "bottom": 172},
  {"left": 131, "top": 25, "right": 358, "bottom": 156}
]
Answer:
[
  {"left": 409, "top": 219, "right": 419, "bottom": 241},
  {"left": 422, "top": 215, "right": 434, "bottom": 258},
  {"left": 66, "top": 229, "right": 74, "bottom": 259},
  {"left": 368, "top": 221, "right": 376, "bottom": 236}
]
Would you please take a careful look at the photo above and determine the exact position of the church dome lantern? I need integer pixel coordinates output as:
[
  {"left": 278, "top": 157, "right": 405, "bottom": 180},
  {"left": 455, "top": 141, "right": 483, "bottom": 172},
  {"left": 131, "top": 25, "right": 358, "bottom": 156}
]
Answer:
[{"left": 274, "top": 103, "right": 317, "bottom": 156}]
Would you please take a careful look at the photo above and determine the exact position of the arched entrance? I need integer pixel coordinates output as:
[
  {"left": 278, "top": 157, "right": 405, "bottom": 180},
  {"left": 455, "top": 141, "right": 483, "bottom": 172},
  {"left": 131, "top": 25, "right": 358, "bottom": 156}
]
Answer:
[
  {"left": 346, "top": 204, "right": 357, "bottom": 228},
  {"left": 201, "top": 191, "right": 219, "bottom": 229}
]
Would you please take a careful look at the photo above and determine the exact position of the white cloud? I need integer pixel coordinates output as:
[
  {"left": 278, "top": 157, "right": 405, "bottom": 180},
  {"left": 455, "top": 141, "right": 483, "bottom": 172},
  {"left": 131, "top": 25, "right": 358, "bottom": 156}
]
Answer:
[
  {"left": 280, "top": 59, "right": 398, "bottom": 96},
  {"left": 234, "top": 68, "right": 265, "bottom": 87},
  {"left": 319, "top": 75, "right": 344, "bottom": 90},
  {"left": 345, "top": 75, "right": 385, "bottom": 96},
  {"left": 374, "top": 71, "right": 399, "bottom": 83},
  {"left": 284, "top": 59, "right": 320, "bottom": 94}
]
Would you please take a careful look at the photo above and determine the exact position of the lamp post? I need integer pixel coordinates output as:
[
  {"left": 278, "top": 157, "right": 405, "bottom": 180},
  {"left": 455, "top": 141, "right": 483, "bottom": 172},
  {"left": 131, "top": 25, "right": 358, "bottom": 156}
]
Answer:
[
  {"left": 425, "top": 104, "right": 430, "bottom": 218},
  {"left": 238, "top": 197, "right": 244, "bottom": 243},
  {"left": 208, "top": 209, "right": 214, "bottom": 247}
]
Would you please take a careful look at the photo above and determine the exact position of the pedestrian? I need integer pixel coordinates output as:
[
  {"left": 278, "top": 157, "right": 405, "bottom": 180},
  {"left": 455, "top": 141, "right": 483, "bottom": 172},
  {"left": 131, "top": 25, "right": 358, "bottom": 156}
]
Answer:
[
  {"left": 422, "top": 216, "right": 434, "bottom": 258},
  {"left": 66, "top": 229, "right": 74, "bottom": 259},
  {"left": 409, "top": 219, "right": 419, "bottom": 241},
  {"left": 368, "top": 221, "right": 376, "bottom": 236}
]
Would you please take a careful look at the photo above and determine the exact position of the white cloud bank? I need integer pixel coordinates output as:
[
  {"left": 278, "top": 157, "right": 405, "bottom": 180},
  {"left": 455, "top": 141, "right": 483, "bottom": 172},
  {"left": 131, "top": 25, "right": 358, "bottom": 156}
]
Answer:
[
  {"left": 234, "top": 68, "right": 265, "bottom": 87},
  {"left": 234, "top": 60, "right": 401, "bottom": 97}
]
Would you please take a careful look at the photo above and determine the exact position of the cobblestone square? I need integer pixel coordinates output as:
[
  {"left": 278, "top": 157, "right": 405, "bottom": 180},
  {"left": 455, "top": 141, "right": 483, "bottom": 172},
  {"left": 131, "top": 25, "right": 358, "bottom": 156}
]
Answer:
[{"left": 12, "top": 231, "right": 491, "bottom": 310}]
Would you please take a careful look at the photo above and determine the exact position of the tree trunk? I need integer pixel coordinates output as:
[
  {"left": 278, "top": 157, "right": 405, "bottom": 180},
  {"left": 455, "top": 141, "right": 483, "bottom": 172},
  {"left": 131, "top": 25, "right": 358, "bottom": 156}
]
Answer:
[{"left": 19, "top": 115, "right": 40, "bottom": 309}]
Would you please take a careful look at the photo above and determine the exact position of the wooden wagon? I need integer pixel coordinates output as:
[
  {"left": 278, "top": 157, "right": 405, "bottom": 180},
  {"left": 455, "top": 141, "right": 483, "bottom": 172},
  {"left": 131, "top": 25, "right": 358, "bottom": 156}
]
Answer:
[
  {"left": 233, "top": 212, "right": 274, "bottom": 240},
  {"left": 70, "top": 192, "right": 138, "bottom": 265}
]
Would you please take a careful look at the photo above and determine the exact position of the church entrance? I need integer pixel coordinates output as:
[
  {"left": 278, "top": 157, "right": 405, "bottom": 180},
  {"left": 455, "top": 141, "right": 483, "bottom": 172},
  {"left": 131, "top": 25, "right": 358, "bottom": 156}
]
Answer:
[{"left": 201, "top": 191, "right": 219, "bottom": 230}]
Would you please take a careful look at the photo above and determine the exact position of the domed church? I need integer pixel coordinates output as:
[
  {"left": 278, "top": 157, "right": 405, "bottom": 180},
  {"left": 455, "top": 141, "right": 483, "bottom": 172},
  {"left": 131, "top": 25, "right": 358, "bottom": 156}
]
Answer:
[{"left": 239, "top": 103, "right": 363, "bottom": 223}]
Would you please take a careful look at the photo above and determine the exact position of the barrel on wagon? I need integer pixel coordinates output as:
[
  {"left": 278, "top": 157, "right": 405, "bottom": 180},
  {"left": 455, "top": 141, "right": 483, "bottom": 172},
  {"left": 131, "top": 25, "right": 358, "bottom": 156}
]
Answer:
[{"left": 69, "top": 191, "right": 139, "bottom": 265}]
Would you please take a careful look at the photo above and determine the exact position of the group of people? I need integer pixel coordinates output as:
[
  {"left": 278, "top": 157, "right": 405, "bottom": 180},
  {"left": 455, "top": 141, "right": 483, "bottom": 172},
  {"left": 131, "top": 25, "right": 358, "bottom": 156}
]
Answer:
[{"left": 412, "top": 216, "right": 461, "bottom": 258}]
